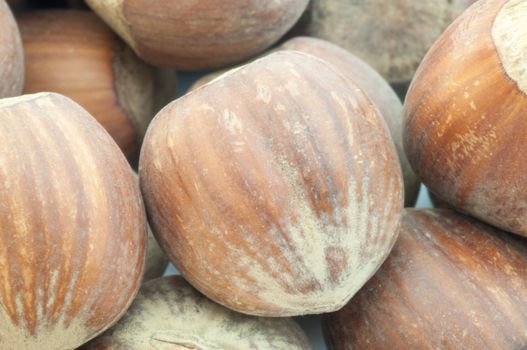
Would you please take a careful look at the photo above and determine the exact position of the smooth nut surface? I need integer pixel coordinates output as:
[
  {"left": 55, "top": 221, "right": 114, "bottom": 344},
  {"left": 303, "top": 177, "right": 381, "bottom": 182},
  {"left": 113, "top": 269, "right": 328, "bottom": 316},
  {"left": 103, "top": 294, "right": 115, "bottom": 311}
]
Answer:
[
  {"left": 0, "top": 93, "right": 146, "bottom": 349},
  {"left": 140, "top": 51, "right": 403, "bottom": 316},
  {"left": 404, "top": 0, "right": 527, "bottom": 236}
]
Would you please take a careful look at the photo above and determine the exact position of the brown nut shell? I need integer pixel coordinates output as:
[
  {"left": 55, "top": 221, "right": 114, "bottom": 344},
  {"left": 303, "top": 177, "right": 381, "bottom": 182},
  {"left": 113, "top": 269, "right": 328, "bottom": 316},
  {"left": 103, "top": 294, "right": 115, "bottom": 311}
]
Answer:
[
  {"left": 18, "top": 10, "right": 162, "bottom": 164},
  {"left": 189, "top": 37, "right": 418, "bottom": 209},
  {"left": 324, "top": 209, "right": 527, "bottom": 349},
  {"left": 280, "top": 36, "right": 419, "bottom": 206},
  {"left": 0, "top": 93, "right": 146, "bottom": 349},
  {"left": 139, "top": 51, "right": 403, "bottom": 316},
  {"left": 81, "top": 275, "right": 312, "bottom": 349},
  {"left": 404, "top": 0, "right": 527, "bottom": 237},
  {"left": 307, "top": 0, "right": 474, "bottom": 83},
  {"left": 85, "top": 0, "right": 309, "bottom": 70}
]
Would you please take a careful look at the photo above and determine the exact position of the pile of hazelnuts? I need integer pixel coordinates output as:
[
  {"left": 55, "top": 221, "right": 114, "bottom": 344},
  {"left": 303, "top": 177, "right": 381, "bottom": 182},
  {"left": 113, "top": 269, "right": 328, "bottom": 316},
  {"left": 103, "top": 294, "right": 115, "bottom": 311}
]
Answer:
[{"left": 0, "top": 0, "right": 526, "bottom": 349}]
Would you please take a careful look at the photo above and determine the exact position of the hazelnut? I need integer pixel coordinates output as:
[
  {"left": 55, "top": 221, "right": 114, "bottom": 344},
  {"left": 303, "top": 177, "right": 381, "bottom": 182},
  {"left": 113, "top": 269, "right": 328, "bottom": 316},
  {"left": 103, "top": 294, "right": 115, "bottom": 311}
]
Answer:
[
  {"left": 139, "top": 51, "right": 403, "bottom": 316},
  {"left": 190, "top": 37, "right": 420, "bottom": 206},
  {"left": 404, "top": 0, "right": 527, "bottom": 236},
  {"left": 18, "top": 10, "right": 174, "bottom": 164},
  {"left": 84, "top": 0, "right": 309, "bottom": 70},
  {"left": 325, "top": 209, "right": 527, "bottom": 349},
  {"left": 280, "top": 36, "right": 420, "bottom": 206},
  {"left": 306, "top": 0, "right": 474, "bottom": 84}
]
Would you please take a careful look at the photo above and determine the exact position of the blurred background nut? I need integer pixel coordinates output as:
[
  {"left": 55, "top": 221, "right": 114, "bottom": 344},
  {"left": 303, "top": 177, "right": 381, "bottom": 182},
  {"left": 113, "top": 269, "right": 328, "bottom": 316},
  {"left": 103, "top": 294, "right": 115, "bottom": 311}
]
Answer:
[
  {"left": 81, "top": 276, "right": 312, "bottom": 349},
  {"left": 142, "top": 227, "right": 169, "bottom": 281},
  {"left": 305, "top": 0, "right": 475, "bottom": 87},
  {"left": 404, "top": 0, "right": 527, "bottom": 237},
  {"left": 325, "top": 209, "right": 527, "bottom": 349}
]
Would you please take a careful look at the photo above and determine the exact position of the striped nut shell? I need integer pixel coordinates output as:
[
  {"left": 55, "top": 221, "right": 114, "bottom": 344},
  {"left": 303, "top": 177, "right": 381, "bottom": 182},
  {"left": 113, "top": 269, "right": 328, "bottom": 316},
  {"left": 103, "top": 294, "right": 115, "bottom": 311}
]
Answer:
[
  {"left": 404, "top": 0, "right": 527, "bottom": 237},
  {"left": 81, "top": 275, "right": 312, "bottom": 349},
  {"left": 0, "top": 93, "right": 146, "bottom": 349},
  {"left": 280, "top": 36, "right": 419, "bottom": 206},
  {"left": 139, "top": 51, "right": 404, "bottom": 317},
  {"left": 306, "top": 0, "right": 474, "bottom": 84},
  {"left": 0, "top": 0, "right": 23, "bottom": 98},
  {"left": 324, "top": 209, "right": 527, "bottom": 349}
]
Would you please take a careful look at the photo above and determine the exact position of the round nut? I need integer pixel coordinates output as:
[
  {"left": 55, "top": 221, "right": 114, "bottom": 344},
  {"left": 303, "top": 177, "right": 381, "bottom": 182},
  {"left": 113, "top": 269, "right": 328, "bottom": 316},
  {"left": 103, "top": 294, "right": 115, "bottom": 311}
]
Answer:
[
  {"left": 307, "top": 0, "right": 475, "bottom": 83},
  {"left": 139, "top": 51, "right": 403, "bottom": 316},
  {"left": 280, "top": 36, "right": 420, "bottom": 206}
]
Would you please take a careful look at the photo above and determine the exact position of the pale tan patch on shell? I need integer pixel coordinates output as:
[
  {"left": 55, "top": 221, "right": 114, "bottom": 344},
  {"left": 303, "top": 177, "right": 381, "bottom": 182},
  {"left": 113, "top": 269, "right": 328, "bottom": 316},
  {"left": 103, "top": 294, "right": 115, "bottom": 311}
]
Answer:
[
  {"left": 492, "top": 0, "right": 527, "bottom": 95},
  {"left": 0, "top": 308, "right": 89, "bottom": 350}
]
